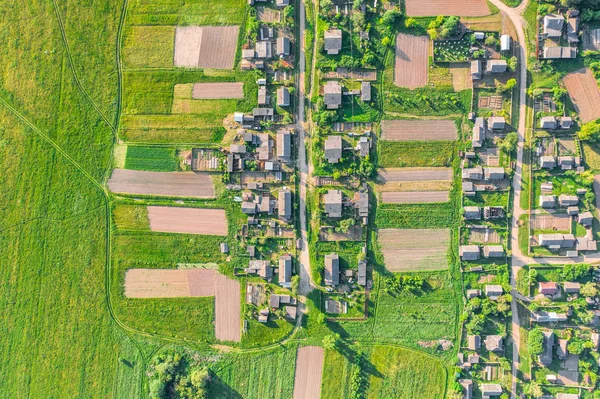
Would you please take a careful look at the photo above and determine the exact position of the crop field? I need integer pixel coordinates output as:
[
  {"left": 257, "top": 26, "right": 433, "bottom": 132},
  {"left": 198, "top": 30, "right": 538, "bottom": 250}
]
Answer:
[
  {"left": 380, "top": 120, "right": 457, "bottom": 141},
  {"left": 394, "top": 34, "right": 429, "bottom": 89},
  {"left": 214, "top": 272, "right": 242, "bottom": 342},
  {"left": 108, "top": 169, "right": 216, "bottom": 198},
  {"left": 376, "top": 203, "right": 456, "bottom": 229},
  {"left": 405, "top": 0, "right": 490, "bottom": 17},
  {"left": 121, "top": 114, "right": 226, "bottom": 143},
  {"left": 531, "top": 214, "right": 571, "bottom": 231},
  {"left": 381, "top": 191, "right": 450, "bottom": 204},
  {"left": 174, "top": 26, "right": 239, "bottom": 69},
  {"left": 123, "top": 145, "right": 179, "bottom": 171},
  {"left": 563, "top": 68, "right": 600, "bottom": 123},
  {"left": 127, "top": 0, "right": 247, "bottom": 26},
  {"left": 293, "top": 346, "right": 325, "bottom": 399},
  {"left": 378, "top": 228, "right": 450, "bottom": 271},
  {"left": 122, "top": 25, "right": 175, "bottom": 68},
  {"left": 378, "top": 141, "right": 456, "bottom": 167},
  {"left": 378, "top": 168, "right": 452, "bottom": 182},
  {"left": 191, "top": 82, "right": 244, "bottom": 99},
  {"left": 320, "top": 349, "right": 354, "bottom": 399},
  {"left": 113, "top": 205, "right": 150, "bottom": 231},
  {"left": 124, "top": 268, "right": 216, "bottom": 298},
  {"left": 147, "top": 206, "right": 228, "bottom": 235}
]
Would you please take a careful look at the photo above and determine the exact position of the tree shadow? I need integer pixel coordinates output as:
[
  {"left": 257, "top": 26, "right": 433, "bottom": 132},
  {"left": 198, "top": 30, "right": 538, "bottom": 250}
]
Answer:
[{"left": 208, "top": 372, "right": 243, "bottom": 399}]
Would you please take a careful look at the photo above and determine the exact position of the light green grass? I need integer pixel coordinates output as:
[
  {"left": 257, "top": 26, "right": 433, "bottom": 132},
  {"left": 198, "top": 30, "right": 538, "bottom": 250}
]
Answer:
[
  {"left": 122, "top": 25, "right": 174, "bottom": 68},
  {"left": 127, "top": 0, "right": 247, "bottom": 26},
  {"left": 321, "top": 349, "right": 354, "bottom": 399},
  {"left": 113, "top": 204, "right": 150, "bottom": 231},
  {"left": 376, "top": 203, "right": 456, "bottom": 229},
  {"left": 378, "top": 141, "right": 456, "bottom": 167},
  {"left": 124, "top": 145, "right": 180, "bottom": 171}
]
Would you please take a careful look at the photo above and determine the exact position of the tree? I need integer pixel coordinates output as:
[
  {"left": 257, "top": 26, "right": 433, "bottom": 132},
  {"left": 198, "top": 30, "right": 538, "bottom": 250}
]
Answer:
[
  {"left": 381, "top": 36, "right": 391, "bottom": 47},
  {"left": 579, "top": 121, "right": 600, "bottom": 142},
  {"left": 466, "top": 314, "right": 485, "bottom": 335},
  {"left": 498, "top": 132, "right": 518, "bottom": 154},
  {"left": 527, "top": 328, "right": 545, "bottom": 356},
  {"left": 524, "top": 381, "right": 543, "bottom": 398},
  {"left": 561, "top": 263, "right": 591, "bottom": 280},
  {"left": 485, "top": 35, "right": 498, "bottom": 46},
  {"left": 405, "top": 17, "right": 417, "bottom": 28},
  {"left": 381, "top": 9, "right": 401, "bottom": 29},
  {"left": 507, "top": 56, "right": 518, "bottom": 72},
  {"left": 505, "top": 78, "right": 517, "bottom": 91},
  {"left": 568, "top": 339, "right": 584, "bottom": 355},
  {"left": 149, "top": 379, "right": 167, "bottom": 399},
  {"left": 336, "top": 218, "right": 355, "bottom": 233},
  {"left": 320, "top": 0, "right": 333, "bottom": 15},
  {"left": 322, "top": 333, "right": 340, "bottom": 350},
  {"left": 441, "top": 16, "right": 460, "bottom": 37},
  {"left": 581, "top": 282, "right": 599, "bottom": 298}
]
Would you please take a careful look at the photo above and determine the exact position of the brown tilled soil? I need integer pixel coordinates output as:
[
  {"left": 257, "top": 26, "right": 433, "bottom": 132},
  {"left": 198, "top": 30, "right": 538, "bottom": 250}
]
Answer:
[
  {"left": 531, "top": 214, "right": 571, "bottom": 231},
  {"left": 449, "top": 63, "right": 472, "bottom": 91},
  {"left": 108, "top": 169, "right": 215, "bottom": 198},
  {"left": 378, "top": 168, "right": 452, "bottom": 182},
  {"left": 394, "top": 33, "right": 429, "bottom": 89},
  {"left": 192, "top": 82, "right": 244, "bottom": 99},
  {"left": 563, "top": 68, "right": 600, "bottom": 123},
  {"left": 147, "top": 206, "right": 228, "bottom": 236},
  {"left": 293, "top": 346, "right": 325, "bottom": 399},
  {"left": 381, "top": 119, "right": 457, "bottom": 141},
  {"left": 405, "top": 0, "right": 489, "bottom": 17},
  {"left": 214, "top": 273, "right": 241, "bottom": 342},
  {"left": 379, "top": 228, "right": 450, "bottom": 271},
  {"left": 381, "top": 191, "right": 449, "bottom": 204},
  {"left": 124, "top": 268, "right": 216, "bottom": 298},
  {"left": 174, "top": 26, "right": 239, "bottom": 69}
]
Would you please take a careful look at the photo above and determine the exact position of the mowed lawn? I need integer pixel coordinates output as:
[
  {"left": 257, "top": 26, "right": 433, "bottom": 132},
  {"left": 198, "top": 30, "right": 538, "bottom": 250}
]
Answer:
[{"left": 0, "top": 1, "right": 141, "bottom": 397}]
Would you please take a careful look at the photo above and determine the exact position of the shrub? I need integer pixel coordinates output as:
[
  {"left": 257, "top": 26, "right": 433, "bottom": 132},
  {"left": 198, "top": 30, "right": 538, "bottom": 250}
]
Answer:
[{"left": 527, "top": 328, "right": 544, "bottom": 356}]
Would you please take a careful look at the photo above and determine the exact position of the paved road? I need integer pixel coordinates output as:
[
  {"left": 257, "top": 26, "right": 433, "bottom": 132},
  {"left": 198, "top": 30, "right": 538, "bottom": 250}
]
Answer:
[{"left": 486, "top": 0, "right": 529, "bottom": 396}]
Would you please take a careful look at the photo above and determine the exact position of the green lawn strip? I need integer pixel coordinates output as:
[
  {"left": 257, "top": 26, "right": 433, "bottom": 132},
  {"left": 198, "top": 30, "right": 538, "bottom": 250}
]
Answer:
[
  {"left": 124, "top": 145, "right": 180, "bottom": 171},
  {"left": 113, "top": 204, "right": 150, "bottom": 231},
  {"left": 375, "top": 203, "right": 455, "bottom": 229},
  {"left": 378, "top": 140, "right": 456, "bottom": 167}
]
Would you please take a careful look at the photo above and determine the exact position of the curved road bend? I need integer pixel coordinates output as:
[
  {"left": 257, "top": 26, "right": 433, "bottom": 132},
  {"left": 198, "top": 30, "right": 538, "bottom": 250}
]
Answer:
[{"left": 486, "top": 0, "right": 529, "bottom": 396}]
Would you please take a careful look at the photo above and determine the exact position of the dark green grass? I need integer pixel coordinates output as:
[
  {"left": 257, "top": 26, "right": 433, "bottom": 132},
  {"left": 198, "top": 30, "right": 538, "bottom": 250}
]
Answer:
[
  {"left": 375, "top": 203, "right": 455, "bottom": 229},
  {"left": 124, "top": 146, "right": 179, "bottom": 171},
  {"left": 378, "top": 141, "right": 456, "bottom": 167}
]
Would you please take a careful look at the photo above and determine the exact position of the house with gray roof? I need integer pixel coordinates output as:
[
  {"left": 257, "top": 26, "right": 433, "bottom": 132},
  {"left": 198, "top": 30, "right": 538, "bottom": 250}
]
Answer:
[
  {"left": 488, "top": 116, "right": 506, "bottom": 130},
  {"left": 278, "top": 189, "right": 292, "bottom": 222},
  {"left": 481, "top": 383, "right": 503, "bottom": 397},
  {"left": 277, "top": 129, "right": 292, "bottom": 161},
  {"left": 484, "top": 167, "right": 505, "bottom": 180},
  {"left": 486, "top": 60, "right": 508, "bottom": 73},
  {"left": 532, "top": 310, "right": 568, "bottom": 323},
  {"left": 472, "top": 117, "right": 485, "bottom": 148},
  {"left": 578, "top": 211, "right": 593, "bottom": 226},
  {"left": 538, "top": 330, "right": 555, "bottom": 366},
  {"left": 484, "top": 336, "right": 504, "bottom": 352},
  {"left": 543, "top": 14, "right": 564, "bottom": 37},
  {"left": 361, "top": 81, "right": 371, "bottom": 102},
  {"left": 258, "top": 86, "right": 268, "bottom": 106},
  {"left": 471, "top": 60, "right": 482, "bottom": 80},
  {"left": 276, "top": 0, "right": 290, "bottom": 6},
  {"left": 460, "top": 379, "right": 473, "bottom": 399},
  {"left": 558, "top": 156, "right": 574, "bottom": 169},
  {"left": 356, "top": 136, "right": 370, "bottom": 157},
  {"left": 560, "top": 116, "right": 574, "bottom": 129},
  {"left": 324, "top": 253, "right": 340, "bottom": 286},
  {"left": 277, "top": 37, "right": 290, "bottom": 56},
  {"left": 279, "top": 255, "right": 292, "bottom": 287},
  {"left": 277, "top": 86, "right": 290, "bottom": 107},
  {"left": 556, "top": 394, "right": 580, "bottom": 399},
  {"left": 539, "top": 156, "right": 556, "bottom": 169},
  {"left": 485, "top": 285, "right": 503, "bottom": 299},
  {"left": 539, "top": 116, "right": 558, "bottom": 129},
  {"left": 483, "top": 245, "right": 504, "bottom": 258},
  {"left": 358, "top": 260, "right": 367, "bottom": 286},
  {"left": 324, "top": 189, "right": 343, "bottom": 218},
  {"left": 462, "top": 165, "right": 484, "bottom": 180},
  {"left": 467, "top": 335, "right": 481, "bottom": 351},
  {"left": 539, "top": 195, "right": 556, "bottom": 208},
  {"left": 539, "top": 233, "right": 576, "bottom": 249},
  {"left": 255, "top": 41, "right": 272, "bottom": 59},
  {"left": 242, "top": 201, "right": 257, "bottom": 214},
  {"left": 324, "top": 135, "right": 343, "bottom": 163},
  {"left": 324, "top": 29, "right": 343, "bottom": 55},
  {"left": 460, "top": 245, "right": 480, "bottom": 261},
  {"left": 464, "top": 206, "right": 481, "bottom": 220},
  {"left": 543, "top": 46, "right": 577, "bottom": 59},
  {"left": 324, "top": 81, "right": 342, "bottom": 109},
  {"left": 558, "top": 194, "right": 578, "bottom": 207}
]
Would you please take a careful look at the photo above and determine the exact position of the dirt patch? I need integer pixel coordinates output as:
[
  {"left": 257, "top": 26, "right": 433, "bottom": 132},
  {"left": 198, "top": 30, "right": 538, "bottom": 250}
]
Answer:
[
  {"left": 124, "top": 268, "right": 216, "bottom": 298},
  {"left": 449, "top": 63, "right": 472, "bottom": 91},
  {"left": 257, "top": 6, "right": 281, "bottom": 23},
  {"left": 293, "top": 346, "right": 325, "bottom": 399},
  {"left": 583, "top": 29, "right": 600, "bottom": 51},
  {"left": 563, "top": 68, "right": 600, "bottom": 123},
  {"left": 378, "top": 167, "right": 452, "bottom": 182},
  {"left": 381, "top": 191, "right": 449, "bottom": 204},
  {"left": 214, "top": 273, "right": 241, "bottom": 342},
  {"left": 379, "top": 228, "right": 450, "bottom": 271},
  {"left": 405, "top": 0, "right": 489, "bottom": 16},
  {"left": 394, "top": 33, "right": 429, "bottom": 89},
  {"left": 531, "top": 214, "right": 571, "bottom": 231},
  {"left": 381, "top": 119, "right": 457, "bottom": 141},
  {"left": 478, "top": 95, "right": 503, "bottom": 110},
  {"left": 477, "top": 274, "right": 496, "bottom": 284},
  {"left": 174, "top": 26, "right": 239, "bottom": 69},
  {"left": 469, "top": 227, "right": 501, "bottom": 244},
  {"left": 191, "top": 82, "right": 244, "bottom": 99},
  {"left": 147, "top": 206, "right": 228, "bottom": 236},
  {"left": 108, "top": 169, "right": 215, "bottom": 198}
]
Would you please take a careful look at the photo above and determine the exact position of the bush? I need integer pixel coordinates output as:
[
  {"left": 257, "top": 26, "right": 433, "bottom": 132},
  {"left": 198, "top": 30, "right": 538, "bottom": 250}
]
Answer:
[
  {"left": 579, "top": 121, "right": 600, "bottom": 142},
  {"left": 561, "top": 264, "right": 591, "bottom": 280},
  {"left": 527, "top": 328, "right": 544, "bottom": 356}
]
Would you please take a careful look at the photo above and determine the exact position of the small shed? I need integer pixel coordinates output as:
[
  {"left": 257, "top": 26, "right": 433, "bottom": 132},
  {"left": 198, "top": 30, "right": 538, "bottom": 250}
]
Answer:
[
  {"left": 463, "top": 206, "right": 481, "bottom": 220},
  {"left": 559, "top": 194, "right": 578, "bottom": 207},
  {"left": 361, "top": 81, "right": 371, "bottom": 102},
  {"left": 579, "top": 211, "right": 593, "bottom": 226},
  {"left": 485, "top": 284, "right": 503, "bottom": 299},
  {"left": 563, "top": 282, "right": 580, "bottom": 293},
  {"left": 488, "top": 116, "right": 506, "bottom": 130},
  {"left": 500, "top": 34, "right": 511, "bottom": 51}
]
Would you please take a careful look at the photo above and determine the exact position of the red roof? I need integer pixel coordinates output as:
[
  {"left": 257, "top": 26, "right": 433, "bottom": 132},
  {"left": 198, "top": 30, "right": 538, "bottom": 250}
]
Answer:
[{"left": 539, "top": 282, "right": 559, "bottom": 294}]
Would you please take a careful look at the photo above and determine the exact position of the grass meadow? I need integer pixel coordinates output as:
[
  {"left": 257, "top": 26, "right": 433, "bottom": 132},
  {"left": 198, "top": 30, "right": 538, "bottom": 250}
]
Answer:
[
  {"left": 124, "top": 145, "right": 180, "bottom": 171},
  {"left": 127, "top": 0, "right": 247, "bottom": 26},
  {"left": 378, "top": 141, "right": 456, "bottom": 168}
]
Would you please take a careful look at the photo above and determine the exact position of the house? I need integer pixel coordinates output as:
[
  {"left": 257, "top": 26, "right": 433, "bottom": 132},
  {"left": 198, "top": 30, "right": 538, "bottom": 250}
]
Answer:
[
  {"left": 466, "top": 289, "right": 481, "bottom": 299},
  {"left": 543, "top": 14, "right": 564, "bottom": 38},
  {"left": 463, "top": 206, "right": 481, "bottom": 220},
  {"left": 467, "top": 335, "right": 481, "bottom": 351},
  {"left": 484, "top": 336, "right": 503, "bottom": 352},
  {"left": 560, "top": 116, "right": 574, "bottom": 129},
  {"left": 358, "top": 260, "right": 367, "bottom": 286},
  {"left": 361, "top": 81, "right": 371, "bottom": 102},
  {"left": 323, "top": 81, "right": 342, "bottom": 109},
  {"left": 484, "top": 167, "right": 505, "bottom": 180},
  {"left": 459, "top": 245, "right": 480, "bottom": 261},
  {"left": 324, "top": 29, "right": 343, "bottom": 55},
  {"left": 324, "top": 135, "right": 343, "bottom": 163},
  {"left": 258, "top": 86, "right": 268, "bottom": 106},
  {"left": 258, "top": 308, "right": 269, "bottom": 323},
  {"left": 532, "top": 310, "right": 568, "bottom": 322},
  {"left": 486, "top": 60, "right": 508, "bottom": 73},
  {"left": 356, "top": 137, "right": 370, "bottom": 157},
  {"left": 488, "top": 116, "right": 506, "bottom": 130},
  {"left": 253, "top": 107, "right": 274, "bottom": 121},
  {"left": 541, "top": 182, "right": 553, "bottom": 192},
  {"left": 279, "top": 255, "right": 292, "bottom": 287},
  {"left": 259, "top": 26, "right": 273, "bottom": 41},
  {"left": 278, "top": 189, "right": 292, "bottom": 221},
  {"left": 460, "top": 379, "right": 473, "bottom": 399},
  {"left": 567, "top": 15, "right": 579, "bottom": 43},
  {"left": 577, "top": 236, "right": 597, "bottom": 251},
  {"left": 472, "top": 117, "right": 485, "bottom": 148},
  {"left": 485, "top": 285, "right": 503, "bottom": 299},
  {"left": 483, "top": 245, "right": 504, "bottom": 258},
  {"left": 462, "top": 166, "right": 484, "bottom": 180},
  {"left": 255, "top": 41, "right": 272, "bottom": 59},
  {"left": 543, "top": 46, "right": 577, "bottom": 59},
  {"left": 277, "top": 129, "right": 292, "bottom": 161},
  {"left": 276, "top": 0, "right": 289, "bottom": 6},
  {"left": 355, "top": 191, "right": 369, "bottom": 221},
  {"left": 277, "top": 37, "right": 290, "bottom": 56},
  {"left": 285, "top": 306, "right": 297, "bottom": 320},
  {"left": 539, "top": 330, "right": 554, "bottom": 366},
  {"left": 500, "top": 34, "right": 511, "bottom": 51},
  {"left": 471, "top": 60, "right": 482, "bottom": 80},
  {"left": 242, "top": 201, "right": 257, "bottom": 214},
  {"left": 539, "top": 116, "right": 557, "bottom": 129},
  {"left": 557, "top": 338, "right": 568, "bottom": 359},
  {"left": 257, "top": 133, "right": 272, "bottom": 160},
  {"left": 539, "top": 195, "right": 556, "bottom": 208},
  {"left": 559, "top": 194, "right": 578, "bottom": 206},
  {"left": 220, "top": 243, "right": 229, "bottom": 253},
  {"left": 248, "top": 260, "right": 273, "bottom": 279},
  {"left": 539, "top": 281, "right": 559, "bottom": 296},
  {"left": 538, "top": 233, "right": 576, "bottom": 248},
  {"left": 578, "top": 211, "right": 593, "bottom": 226},
  {"left": 481, "top": 384, "right": 503, "bottom": 398},
  {"left": 277, "top": 86, "right": 290, "bottom": 107},
  {"left": 230, "top": 144, "right": 247, "bottom": 154},
  {"left": 324, "top": 253, "right": 340, "bottom": 286},
  {"left": 242, "top": 48, "right": 255, "bottom": 59},
  {"left": 539, "top": 156, "right": 556, "bottom": 169},
  {"left": 556, "top": 394, "right": 580, "bottom": 399},
  {"left": 558, "top": 156, "right": 575, "bottom": 169},
  {"left": 563, "top": 282, "right": 580, "bottom": 293},
  {"left": 324, "top": 189, "right": 343, "bottom": 218},
  {"left": 484, "top": 206, "right": 504, "bottom": 219},
  {"left": 463, "top": 181, "right": 474, "bottom": 194}
]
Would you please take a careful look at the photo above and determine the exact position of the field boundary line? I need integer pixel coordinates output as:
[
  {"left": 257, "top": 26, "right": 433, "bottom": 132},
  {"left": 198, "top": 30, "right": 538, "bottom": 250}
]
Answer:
[{"left": 51, "top": 0, "right": 118, "bottom": 135}]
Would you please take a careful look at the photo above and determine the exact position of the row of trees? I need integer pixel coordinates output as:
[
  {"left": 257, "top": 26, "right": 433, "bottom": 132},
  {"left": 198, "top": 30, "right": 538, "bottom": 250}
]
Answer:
[{"left": 148, "top": 351, "right": 210, "bottom": 399}]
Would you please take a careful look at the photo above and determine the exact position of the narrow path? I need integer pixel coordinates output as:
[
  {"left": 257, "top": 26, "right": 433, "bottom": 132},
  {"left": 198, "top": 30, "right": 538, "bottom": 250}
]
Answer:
[{"left": 485, "top": 0, "right": 529, "bottom": 397}]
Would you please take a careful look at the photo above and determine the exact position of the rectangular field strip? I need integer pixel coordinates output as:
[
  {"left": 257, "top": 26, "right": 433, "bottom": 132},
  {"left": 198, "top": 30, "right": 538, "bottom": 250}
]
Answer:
[
  {"left": 394, "top": 33, "right": 429, "bottom": 89},
  {"left": 147, "top": 206, "right": 228, "bottom": 236},
  {"left": 405, "top": 0, "right": 490, "bottom": 17},
  {"left": 293, "top": 346, "right": 325, "bottom": 399},
  {"left": 379, "top": 228, "right": 450, "bottom": 271},
  {"left": 563, "top": 68, "right": 600, "bottom": 123},
  {"left": 191, "top": 82, "right": 244, "bottom": 99},
  {"left": 381, "top": 191, "right": 449, "bottom": 204},
  {"left": 381, "top": 119, "right": 457, "bottom": 141},
  {"left": 109, "top": 169, "right": 215, "bottom": 198}
]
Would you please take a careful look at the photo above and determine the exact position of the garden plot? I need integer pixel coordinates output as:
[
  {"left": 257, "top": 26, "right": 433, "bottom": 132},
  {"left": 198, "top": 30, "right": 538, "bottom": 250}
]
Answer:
[
  {"left": 214, "top": 273, "right": 241, "bottom": 342},
  {"left": 469, "top": 227, "right": 501, "bottom": 244},
  {"left": 293, "top": 346, "right": 324, "bottom": 399},
  {"left": 147, "top": 206, "right": 228, "bottom": 236},
  {"left": 124, "top": 268, "right": 216, "bottom": 298},
  {"left": 377, "top": 168, "right": 452, "bottom": 192},
  {"left": 108, "top": 169, "right": 215, "bottom": 198},
  {"left": 583, "top": 29, "right": 600, "bottom": 51},
  {"left": 257, "top": 6, "right": 281, "bottom": 23},
  {"left": 381, "top": 120, "right": 457, "bottom": 141},
  {"left": 174, "top": 26, "right": 239, "bottom": 69},
  {"left": 405, "top": 0, "right": 489, "bottom": 17},
  {"left": 379, "top": 228, "right": 450, "bottom": 271},
  {"left": 191, "top": 82, "right": 244, "bottom": 99},
  {"left": 381, "top": 191, "right": 449, "bottom": 204},
  {"left": 479, "top": 95, "right": 503, "bottom": 110},
  {"left": 394, "top": 34, "right": 429, "bottom": 89},
  {"left": 563, "top": 68, "right": 600, "bottom": 123},
  {"left": 531, "top": 214, "right": 571, "bottom": 231}
]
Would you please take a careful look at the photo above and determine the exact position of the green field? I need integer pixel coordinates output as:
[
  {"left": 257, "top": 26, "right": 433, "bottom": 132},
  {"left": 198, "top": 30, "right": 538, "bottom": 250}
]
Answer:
[
  {"left": 124, "top": 145, "right": 180, "bottom": 171},
  {"left": 378, "top": 141, "right": 456, "bottom": 167},
  {"left": 376, "top": 203, "right": 456, "bottom": 229},
  {"left": 127, "top": 0, "right": 247, "bottom": 26}
]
